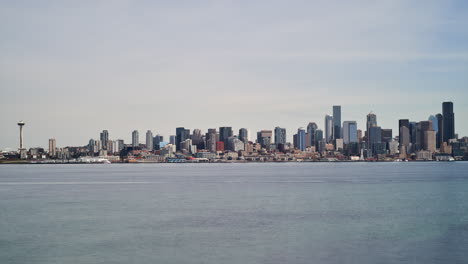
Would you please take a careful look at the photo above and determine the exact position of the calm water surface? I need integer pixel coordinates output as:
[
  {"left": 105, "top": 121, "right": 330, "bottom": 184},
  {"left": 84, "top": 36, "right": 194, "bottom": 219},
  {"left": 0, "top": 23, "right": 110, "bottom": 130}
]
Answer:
[{"left": 1, "top": 162, "right": 467, "bottom": 264}]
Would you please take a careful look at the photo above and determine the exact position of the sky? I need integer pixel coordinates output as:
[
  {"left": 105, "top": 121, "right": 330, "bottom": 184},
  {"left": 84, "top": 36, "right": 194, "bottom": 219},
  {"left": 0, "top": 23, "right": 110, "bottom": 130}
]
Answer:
[{"left": 1, "top": 0, "right": 468, "bottom": 149}]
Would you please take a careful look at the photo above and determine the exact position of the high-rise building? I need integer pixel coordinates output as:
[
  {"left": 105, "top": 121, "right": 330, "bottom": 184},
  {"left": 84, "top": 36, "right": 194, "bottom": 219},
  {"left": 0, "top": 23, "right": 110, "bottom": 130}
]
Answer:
[
  {"left": 146, "top": 130, "right": 153, "bottom": 151},
  {"left": 315, "top": 129, "right": 324, "bottom": 144},
  {"left": 169, "top": 135, "right": 176, "bottom": 145},
  {"left": 274, "top": 127, "right": 286, "bottom": 145},
  {"left": 48, "top": 138, "right": 56, "bottom": 157},
  {"left": 381, "top": 129, "right": 392, "bottom": 143},
  {"left": 116, "top": 139, "right": 124, "bottom": 152},
  {"left": 219, "top": 127, "right": 233, "bottom": 149},
  {"left": 132, "top": 130, "right": 139, "bottom": 147},
  {"left": 342, "top": 121, "right": 358, "bottom": 144},
  {"left": 332, "top": 106, "right": 341, "bottom": 140},
  {"left": 428, "top": 115, "right": 438, "bottom": 133},
  {"left": 366, "top": 112, "right": 378, "bottom": 147},
  {"left": 296, "top": 128, "right": 306, "bottom": 151},
  {"left": 435, "top": 114, "right": 443, "bottom": 149},
  {"left": 306, "top": 122, "right": 318, "bottom": 147},
  {"left": 325, "top": 115, "right": 333, "bottom": 143},
  {"left": 176, "top": 127, "right": 190, "bottom": 151},
  {"left": 153, "top": 135, "right": 162, "bottom": 150},
  {"left": 239, "top": 128, "right": 248, "bottom": 143},
  {"left": 369, "top": 126, "right": 382, "bottom": 155},
  {"left": 442, "top": 102, "right": 455, "bottom": 142},
  {"left": 257, "top": 130, "right": 273, "bottom": 148},
  {"left": 100, "top": 130, "right": 109, "bottom": 150},
  {"left": 398, "top": 119, "right": 410, "bottom": 147}
]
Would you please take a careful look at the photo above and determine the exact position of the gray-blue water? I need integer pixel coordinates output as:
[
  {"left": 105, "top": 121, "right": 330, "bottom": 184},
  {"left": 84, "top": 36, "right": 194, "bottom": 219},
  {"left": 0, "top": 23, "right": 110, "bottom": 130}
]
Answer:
[{"left": 1, "top": 162, "right": 468, "bottom": 264}]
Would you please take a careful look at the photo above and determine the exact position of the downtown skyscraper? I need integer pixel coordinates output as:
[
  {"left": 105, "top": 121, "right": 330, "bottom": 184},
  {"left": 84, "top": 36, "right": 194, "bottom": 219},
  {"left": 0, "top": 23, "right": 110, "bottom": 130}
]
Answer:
[
  {"left": 333, "top": 106, "right": 341, "bottom": 140},
  {"left": 442, "top": 102, "right": 455, "bottom": 142}
]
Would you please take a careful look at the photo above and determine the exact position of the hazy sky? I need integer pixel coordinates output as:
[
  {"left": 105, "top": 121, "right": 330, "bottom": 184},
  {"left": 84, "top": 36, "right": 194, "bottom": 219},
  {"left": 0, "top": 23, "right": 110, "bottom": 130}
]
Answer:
[{"left": 1, "top": 0, "right": 468, "bottom": 149}]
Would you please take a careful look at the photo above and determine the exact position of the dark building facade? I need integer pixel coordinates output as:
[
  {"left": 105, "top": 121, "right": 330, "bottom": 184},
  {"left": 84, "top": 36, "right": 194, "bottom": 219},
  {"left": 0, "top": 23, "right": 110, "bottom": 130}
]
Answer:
[
  {"left": 442, "top": 102, "right": 455, "bottom": 142},
  {"left": 333, "top": 106, "right": 341, "bottom": 139}
]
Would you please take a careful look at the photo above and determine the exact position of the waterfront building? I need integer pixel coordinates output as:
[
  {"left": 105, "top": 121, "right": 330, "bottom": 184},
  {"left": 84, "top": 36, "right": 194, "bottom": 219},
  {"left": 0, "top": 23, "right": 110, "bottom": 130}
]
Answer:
[
  {"left": 146, "top": 130, "right": 153, "bottom": 151},
  {"left": 132, "top": 130, "right": 139, "bottom": 147},
  {"left": 228, "top": 137, "right": 245, "bottom": 152},
  {"left": 442, "top": 102, "right": 455, "bottom": 142},
  {"left": 325, "top": 115, "right": 333, "bottom": 143},
  {"left": 332, "top": 106, "right": 341, "bottom": 139},
  {"left": 274, "top": 127, "right": 286, "bottom": 145}
]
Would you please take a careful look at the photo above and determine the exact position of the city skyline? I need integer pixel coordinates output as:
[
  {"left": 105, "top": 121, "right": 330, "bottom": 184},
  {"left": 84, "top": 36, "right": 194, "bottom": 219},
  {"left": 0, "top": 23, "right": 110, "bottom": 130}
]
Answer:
[
  {"left": 2, "top": 102, "right": 464, "bottom": 152},
  {"left": 1, "top": 1, "right": 468, "bottom": 149}
]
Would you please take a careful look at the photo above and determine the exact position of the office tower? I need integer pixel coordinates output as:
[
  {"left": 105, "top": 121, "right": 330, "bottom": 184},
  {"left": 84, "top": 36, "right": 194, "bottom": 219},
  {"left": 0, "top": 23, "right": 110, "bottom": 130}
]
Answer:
[
  {"left": 428, "top": 115, "right": 438, "bottom": 132},
  {"left": 106, "top": 140, "right": 114, "bottom": 153},
  {"left": 48, "top": 138, "right": 56, "bottom": 157},
  {"left": 239, "top": 128, "right": 248, "bottom": 143},
  {"left": 100, "top": 130, "right": 109, "bottom": 150},
  {"left": 325, "top": 115, "right": 333, "bottom": 143},
  {"left": 176, "top": 127, "right": 190, "bottom": 151},
  {"left": 342, "top": 121, "right": 358, "bottom": 144},
  {"left": 436, "top": 114, "right": 443, "bottom": 148},
  {"left": 369, "top": 126, "right": 382, "bottom": 155},
  {"left": 366, "top": 112, "right": 378, "bottom": 147},
  {"left": 153, "top": 135, "right": 161, "bottom": 150},
  {"left": 399, "top": 126, "right": 410, "bottom": 151},
  {"left": 417, "top": 121, "right": 434, "bottom": 152},
  {"left": 191, "top": 129, "right": 203, "bottom": 146},
  {"left": 409, "top": 122, "right": 417, "bottom": 145},
  {"left": 332, "top": 106, "right": 341, "bottom": 139},
  {"left": 132, "top": 130, "right": 139, "bottom": 147},
  {"left": 88, "top": 139, "right": 95, "bottom": 152},
  {"left": 257, "top": 130, "right": 273, "bottom": 148},
  {"left": 169, "top": 135, "right": 176, "bottom": 145},
  {"left": 306, "top": 122, "right": 318, "bottom": 147},
  {"left": 315, "top": 129, "right": 324, "bottom": 143},
  {"left": 399, "top": 119, "right": 410, "bottom": 146},
  {"left": 116, "top": 139, "right": 124, "bottom": 152},
  {"left": 219, "top": 127, "right": 233, "bottom": 148},
  {"left": 296, "top": 128, "right": 306, "bottom": 151},
  {"left": 442, "top": 102, "right": 455, "bottom": 142},
  {"left": 274, "top": 127, "right": 286, "bottom": 145},
  {"left": 424, "top": 130, "right": 436, "bottom": 152},
  {"left": 146, "top": 130, "right": 153, "bottom": 151},
  {"left": 381, "top": 129, "right": 392, "bottom": 143},
  {"left": 357, "top": 129, "right": 363, "bottom": 142}
]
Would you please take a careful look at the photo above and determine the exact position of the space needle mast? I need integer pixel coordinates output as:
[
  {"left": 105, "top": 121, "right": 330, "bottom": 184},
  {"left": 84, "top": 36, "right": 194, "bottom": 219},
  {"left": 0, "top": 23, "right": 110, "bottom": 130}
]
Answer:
[{"left": 17, "top": 121, "right": 25, "bottom": 150}]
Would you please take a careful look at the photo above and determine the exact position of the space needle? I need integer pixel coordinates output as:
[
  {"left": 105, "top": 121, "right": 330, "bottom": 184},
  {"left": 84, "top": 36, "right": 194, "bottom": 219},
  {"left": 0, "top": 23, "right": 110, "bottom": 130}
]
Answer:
[{"left": 17, "top": 121, "right": 25, "bottom": 150}]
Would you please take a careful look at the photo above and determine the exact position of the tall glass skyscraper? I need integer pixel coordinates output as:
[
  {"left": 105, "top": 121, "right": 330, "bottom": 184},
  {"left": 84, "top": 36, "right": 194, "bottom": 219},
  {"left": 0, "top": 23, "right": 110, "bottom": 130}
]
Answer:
[
  {"left": 343, "top": 121, "right": 358, "bottom": 144},
  {"left": 132, "top": 130, "right": 139, "bottom": 147},
  {"left": 274, "top": 127, "right": 286, "bottom": 145},
  {"left": 442, "top": 102, "right": 455, "bottom": 142},
  {"left": 297, "top": 128, "right": 306, "bottom": 151},
  {"left": 332, "top": 106, "right": 341, "bottom": 140},
  {"left": 324, "top": 115, "right": 333, "bottom": 143}
]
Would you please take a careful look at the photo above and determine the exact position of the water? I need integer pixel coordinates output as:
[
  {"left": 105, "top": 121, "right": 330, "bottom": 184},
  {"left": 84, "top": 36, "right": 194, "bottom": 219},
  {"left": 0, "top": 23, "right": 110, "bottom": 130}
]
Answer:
[{"left": 1, "top": 162, "right": 467, "bottom": 264}]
